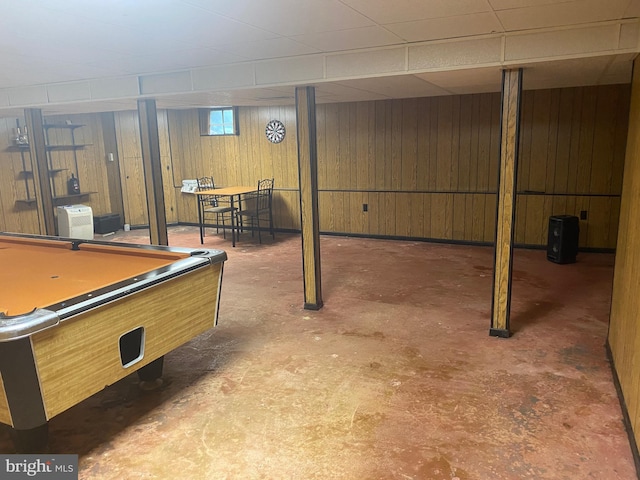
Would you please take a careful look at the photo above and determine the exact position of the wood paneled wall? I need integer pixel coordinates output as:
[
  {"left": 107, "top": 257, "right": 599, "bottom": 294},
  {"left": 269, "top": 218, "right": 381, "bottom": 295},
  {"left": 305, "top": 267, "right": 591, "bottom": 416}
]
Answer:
[
  {"left": 0, "top": 83, "right": 629, "bottom": 249},
  {"left": 168, "top": 85, "right": 627, "bottom": 248},
  {"left": 0, "top": 117, "right": 40, "bottom": 234},
  {"left": 516, "top": 86, "right": 628, "bottom": 249},
  {"left": 168, "top": 107, "right": 301, "bottom": 231},
  {"left": 316, "top": 95, "right": 501, "bottom": 242},
  {"left": 0, "top": 114, "right": 114, "bottom": 234},
  {"left": 115, "top": 110, "right": 176, "bottom": 226},
  {"left": 609, "top": 62, "right": 640, "bottom": 458}
]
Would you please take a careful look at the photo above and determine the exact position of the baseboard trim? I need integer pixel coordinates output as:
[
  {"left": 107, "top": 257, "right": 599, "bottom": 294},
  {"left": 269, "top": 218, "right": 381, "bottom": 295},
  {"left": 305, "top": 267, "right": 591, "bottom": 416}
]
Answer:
[{"left": 176, "top": 224, "right": 616, "bottom": 252}]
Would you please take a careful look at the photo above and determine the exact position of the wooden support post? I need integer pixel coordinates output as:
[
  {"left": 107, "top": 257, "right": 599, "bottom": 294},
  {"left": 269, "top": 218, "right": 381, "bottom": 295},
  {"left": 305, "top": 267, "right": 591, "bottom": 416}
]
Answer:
[
  {"left": 295, "top": 86, "right": 323, "bottom": 310},
  {"left": 24, "top": 108, "right": 55, "bottom": 236},
  {"left": 490, "top": 68, "right": 523, "bottom": 338},
  {"left": 137, "top": 99, "right": 168, "bottom": 246}
]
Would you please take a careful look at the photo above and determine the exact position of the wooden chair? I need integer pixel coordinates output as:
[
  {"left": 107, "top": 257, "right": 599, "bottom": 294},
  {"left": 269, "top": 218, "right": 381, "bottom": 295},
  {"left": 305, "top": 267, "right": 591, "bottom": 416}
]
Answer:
[
  {"left": 235, "top": 178, "right": 275, "bottom": 244},
  {"left": 196, "top": 176, "right": 236, "bottom": 244}
]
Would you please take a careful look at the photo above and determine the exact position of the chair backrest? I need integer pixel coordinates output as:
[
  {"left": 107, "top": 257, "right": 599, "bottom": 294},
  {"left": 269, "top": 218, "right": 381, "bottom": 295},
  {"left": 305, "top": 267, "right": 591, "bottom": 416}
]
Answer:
[
  {"left": 197, "top": 176, "right": 215, "bottom": 191},
  {"left": 255, "top": 178, "right": 274, "bottom": 212},
  {"left": 197, "top": 176, "right": 216, "bottom": 206}
]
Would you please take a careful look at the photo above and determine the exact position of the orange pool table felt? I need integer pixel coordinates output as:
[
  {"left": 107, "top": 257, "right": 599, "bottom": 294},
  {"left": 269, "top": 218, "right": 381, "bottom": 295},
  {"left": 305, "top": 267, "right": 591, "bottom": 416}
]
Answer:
[{"left": 0, "top": 236, "right": 189, "bottom": 316}]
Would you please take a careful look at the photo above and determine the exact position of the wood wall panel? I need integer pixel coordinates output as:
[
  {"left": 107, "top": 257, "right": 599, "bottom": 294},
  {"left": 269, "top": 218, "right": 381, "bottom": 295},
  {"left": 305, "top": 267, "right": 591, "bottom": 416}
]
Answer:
[
  {"left": 0, "top": 113, "right": 116, "bottom": 235},
  {"left": 158, "top": 111, "right": 178, "bottom": 224},
  {"left": 168, "top": 107, "right": 301, "bottom": 229},
  {"left": 115, "top": 111, "right": 147, "bottom": 227},
  {"left": 0, "top": 84, "right": 629, "bottom": 249},
  {"left": 608, "top": 61, "right": 640, "bottom": 457},
  {"left": 161, "top": 85, "right": 627, "bottom": 249},
  {"left": 0, "top": 118, "right": 39, "bottom": 234},
  {"left": 318, "top": 192, "right": 496, "bottom": 242},
  {"left": 115, "top": 110, "right": 176, "bottom": 227},
  {"left": 49, "top": 114, "right": 112, "bottom": 217},
  {"left": 317, "top": 93, "right": 503, "bottom": 193},
  {"left": 519, "top": 86, "right": 629, "bottom": 196}
]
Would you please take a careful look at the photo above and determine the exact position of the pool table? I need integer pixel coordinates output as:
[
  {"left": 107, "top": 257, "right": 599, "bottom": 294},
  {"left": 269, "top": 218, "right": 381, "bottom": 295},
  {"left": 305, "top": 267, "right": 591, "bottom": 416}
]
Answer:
[{"left": 0, "top": 232, "right": 227, "bottom": 451}]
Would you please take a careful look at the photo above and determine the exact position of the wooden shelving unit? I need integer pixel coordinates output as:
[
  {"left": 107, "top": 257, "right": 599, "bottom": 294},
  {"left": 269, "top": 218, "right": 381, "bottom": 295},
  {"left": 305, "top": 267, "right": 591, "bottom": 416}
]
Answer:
[{"left": 13, "top": 121, "right": 94, "bottom": 206}]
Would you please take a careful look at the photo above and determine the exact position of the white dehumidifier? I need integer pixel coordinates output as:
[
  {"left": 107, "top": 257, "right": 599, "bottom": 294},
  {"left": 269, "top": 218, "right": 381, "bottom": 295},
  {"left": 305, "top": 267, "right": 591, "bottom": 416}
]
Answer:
[{"left": 57, "top": 204, "right": 94, "bottom": 240}]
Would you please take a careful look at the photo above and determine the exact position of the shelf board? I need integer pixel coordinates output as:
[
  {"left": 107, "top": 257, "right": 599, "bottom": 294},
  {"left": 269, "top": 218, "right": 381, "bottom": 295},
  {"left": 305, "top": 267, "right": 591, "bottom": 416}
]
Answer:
[
  {"left": 6, "top": 144, "right": 30, "bottom": 151},
  {"left": 46, "top": 144, "right": 91, "bottom": 150},
  {"left": 20, "top": 168, "right": 68, "bottom": 176},
  {"left": 15, "top": 191, "right": 96, "bottom": 206},
  {"left": 15, "top": 198, "right": 37, "bottom": 205},
  {"left": 54, "top": 192, "right": 96, "bottom": 201},
  {"left": 43, "top": 123, "right": 85, "bottom": 129}
]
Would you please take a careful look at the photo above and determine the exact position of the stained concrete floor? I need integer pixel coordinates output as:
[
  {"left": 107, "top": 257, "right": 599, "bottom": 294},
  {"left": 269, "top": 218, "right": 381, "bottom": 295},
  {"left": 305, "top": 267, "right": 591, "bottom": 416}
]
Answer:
[{"left": 0, "top": 226, "right": 636, "bottom": 479}]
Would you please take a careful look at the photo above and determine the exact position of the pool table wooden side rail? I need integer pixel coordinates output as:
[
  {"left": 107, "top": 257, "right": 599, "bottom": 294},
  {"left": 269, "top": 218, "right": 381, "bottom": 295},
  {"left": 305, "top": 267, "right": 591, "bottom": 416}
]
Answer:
[{"left": 0, "top": 260, "right": 223, "bottom": 428}]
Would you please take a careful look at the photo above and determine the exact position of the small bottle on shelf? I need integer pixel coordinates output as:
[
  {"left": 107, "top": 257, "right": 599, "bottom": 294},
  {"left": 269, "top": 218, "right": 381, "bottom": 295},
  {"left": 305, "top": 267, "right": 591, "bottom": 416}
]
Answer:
[
  {"left": 13, "top": 118, "right": 28, "bottom": 145},
  {"left": 67, "top": 174, "right": 81, "bottom": 195}
]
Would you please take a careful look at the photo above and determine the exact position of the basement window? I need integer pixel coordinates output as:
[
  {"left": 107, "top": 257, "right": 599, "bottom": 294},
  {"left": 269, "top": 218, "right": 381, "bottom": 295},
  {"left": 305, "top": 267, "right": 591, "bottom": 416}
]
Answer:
[{"left": 199, "top": 107, "right": 239, "bottom": 136}]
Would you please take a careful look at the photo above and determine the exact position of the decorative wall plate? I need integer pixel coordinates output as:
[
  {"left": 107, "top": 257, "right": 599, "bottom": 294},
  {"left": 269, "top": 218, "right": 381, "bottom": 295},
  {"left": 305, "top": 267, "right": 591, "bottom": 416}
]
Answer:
[{"left": 265, "top": 119, "right": 285, "bottom": 143}]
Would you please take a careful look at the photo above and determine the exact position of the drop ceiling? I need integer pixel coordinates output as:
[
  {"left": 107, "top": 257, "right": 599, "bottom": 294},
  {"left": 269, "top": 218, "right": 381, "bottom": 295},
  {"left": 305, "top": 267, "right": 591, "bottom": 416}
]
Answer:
[{"left": 0, "top": 0, "right": 638, "bottom": 115}]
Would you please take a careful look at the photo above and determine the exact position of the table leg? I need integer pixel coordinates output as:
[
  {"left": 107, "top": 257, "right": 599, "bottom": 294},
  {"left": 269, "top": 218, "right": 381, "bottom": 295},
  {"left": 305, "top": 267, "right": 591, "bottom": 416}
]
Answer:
[
  {"left": 230, "top": 195, "right": 236, "bottom": 247},
  {"left": 237, "top": 195, "right": 244, "bottom": 234},
  {"left": 197, "top": 197, "right": 204, "bottom": 244}
]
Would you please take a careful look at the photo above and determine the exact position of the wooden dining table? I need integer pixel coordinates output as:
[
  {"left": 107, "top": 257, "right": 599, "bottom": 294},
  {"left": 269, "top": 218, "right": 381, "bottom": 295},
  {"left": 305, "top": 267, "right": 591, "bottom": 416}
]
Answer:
[{"left": 193, "top": 186, "right": 257, "bottom": 247}]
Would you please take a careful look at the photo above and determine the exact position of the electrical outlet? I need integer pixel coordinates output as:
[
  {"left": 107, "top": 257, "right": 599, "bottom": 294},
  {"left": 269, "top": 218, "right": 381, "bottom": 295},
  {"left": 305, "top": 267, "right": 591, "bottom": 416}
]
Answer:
[
  {"left": 363, "top": 203, "right": 368, "bottom": 212},
  {"left": 580, "top": 210, "right": 587, "bottom": 220}
]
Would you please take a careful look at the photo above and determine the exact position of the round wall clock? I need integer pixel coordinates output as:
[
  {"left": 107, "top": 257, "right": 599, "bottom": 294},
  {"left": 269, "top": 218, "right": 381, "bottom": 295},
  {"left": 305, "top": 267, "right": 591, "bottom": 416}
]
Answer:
[{"left": 265, "top": 120, "right": 286, "bottom": 143}]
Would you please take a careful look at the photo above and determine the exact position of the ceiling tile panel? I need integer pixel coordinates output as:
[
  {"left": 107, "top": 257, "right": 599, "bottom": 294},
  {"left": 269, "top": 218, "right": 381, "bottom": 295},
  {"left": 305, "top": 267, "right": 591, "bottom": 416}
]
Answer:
[
  {"left": 520, "top": 56, "right": 614, "bottom": 89},
  {"left": 340, "top": 0, "right": 492, "bottom": 24},
  {"left": 41, "top": 0, "right": 277, "bottom": 45},
  {"left": 183, "top": 0, "right": 374, "bottom": 36},
  {"left": 417, "top": 67, "right": 502, "bottom": 92},
  {"left": 496, "top": 0, "right": 630, "bottom": 30},
  {"left": 625, "top": 0, "right": 640, "bottom": 17},
  {"left": 313, "top": 82, "right": 382, "bottom": 98},
  {"left": 0, "top": 0, "right": 636, "bottom": 112},
  {"left": 387, "top": 13, "right": 504, "bottom": 42},
  {"left": 336, "top": 75, "right": 452, "bottom": 98},
  {"left": 292, "top": 27, "right": 405, "bottom": 52},
  {"left": 602, "top": 53, "right": 636, "bottom": 82},
  {"left": 488, "top": 0, "right": 577, "bottom": 9},
  {"left": 216, "top": 38, "right": 320, "bottom": 60}
]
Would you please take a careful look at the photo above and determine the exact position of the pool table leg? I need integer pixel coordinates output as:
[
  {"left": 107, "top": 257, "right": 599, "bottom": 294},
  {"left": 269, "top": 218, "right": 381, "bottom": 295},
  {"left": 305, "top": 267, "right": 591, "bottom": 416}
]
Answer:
[
  {"left": 137, "top": 356, "right": 164, "bottom": 382},
  {"left": 10, "top": 423, "right": 49, "bottom": 453}
]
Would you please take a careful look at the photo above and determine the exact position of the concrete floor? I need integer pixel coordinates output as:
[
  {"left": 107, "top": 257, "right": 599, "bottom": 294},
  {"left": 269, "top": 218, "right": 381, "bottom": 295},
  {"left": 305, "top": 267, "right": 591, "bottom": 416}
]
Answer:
[{"left": 0, "top": 226, "right": 636, "bottom": 479}]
